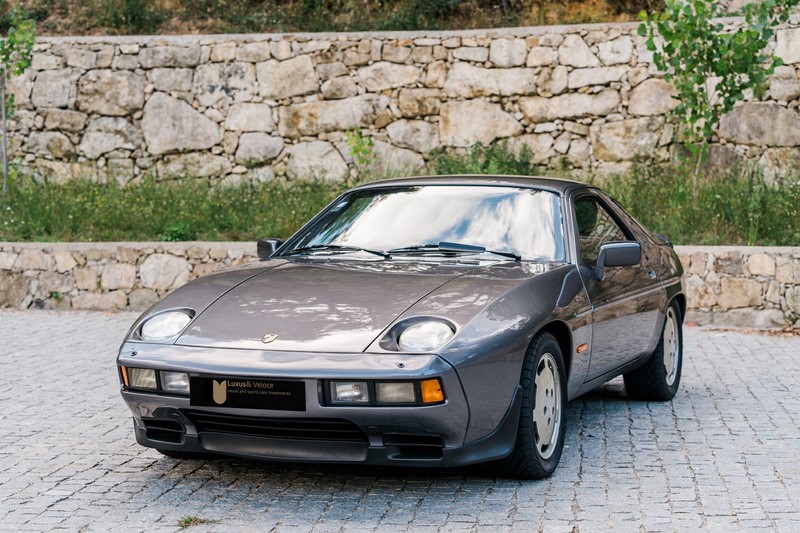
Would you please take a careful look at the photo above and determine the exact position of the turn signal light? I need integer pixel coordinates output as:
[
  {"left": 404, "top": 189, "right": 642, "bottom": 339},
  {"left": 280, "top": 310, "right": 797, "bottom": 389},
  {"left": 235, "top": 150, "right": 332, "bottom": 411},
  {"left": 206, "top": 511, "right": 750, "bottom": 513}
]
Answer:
[{"left": 421, "top": 379, "right": 444, "bottom": 403}]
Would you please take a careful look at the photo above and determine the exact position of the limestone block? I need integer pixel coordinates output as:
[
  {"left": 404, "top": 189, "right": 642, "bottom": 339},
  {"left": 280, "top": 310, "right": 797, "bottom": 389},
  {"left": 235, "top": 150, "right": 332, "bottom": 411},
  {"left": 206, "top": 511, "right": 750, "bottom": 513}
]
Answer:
[
  {"left": 257, "top": 56, "right": 318, "bottom": 99},
  {"left": 76, "top": 70, "right": 146, "bottom": 116},
  {"left": 769, "top": 66, "right": 800, "bottom": 102},
  {"left": 558, "top": 35, "right": 599, "bottom": 68},
  {"left": 383, "top": 45, "right": 412, "bottom": 63},
  {"left": 72, "top": 291, "right": 128, "bottom": 311},
  {"left": 718, "top": 103, "right": 800, "bottom": 147},
  {"left": 140, "top": 254, "right": 191, "bottom": 291},
  {"left": 688, "top": 251, "right": 707, "bottom": 275},
  {"left": 317, "top": 62, "right": 348, "bottom": 80},
  {"left": 398, "top": 88, "right": 441, "bottom": 117},
  {"left": 129, "top": 288, "right": 159, "bottom": 310},
  {"left": 358, "top": 62, "right": 420, "bottom": 91},
  {"left": 453, "top": 47, "right": 488, "bottom": 62},
  {"left": 79, "top": 117, "right": 141, "bottom": 159},
  {"left": 386, "top": 119, "right": 439, "bottom": 153},
  {"left": 66, "top": 49, "right": 98, "bottom": 70},
  {"left": 590, "top": 117, "right": 665, "bottom": 162},
  {"left": 567, "top": 66, "right": 626, "bottom": 89},
  {"left": 440, "top": 100, "right": 522, "bottom": 147},
  {"left": 139, "top": 45, "right": 202, "bottom": 68},
  {"left": 443, "top": 63, "right": 536, "bottom": 97},
  {"left": 536, "top": 66, "right": 568, "bottom": 96},
  {"left": 278, "top": 95, "right": 389, "bottom": 137},
  {"left": 157, "top": 153, "right": 232, "bottom": 180},
  {"left": 8, "top": 70, "right": 34, "bottom": 108},
  {"left": 236, "top": 42, "right": 271, "bottom": 62},
  {"left": 0, "top": 251, "right": 18, "bottom": 270},
  {"left": 341, "top": 140, "right": 424, "bottom": 177},
  {"left": 0, "top": 271, "right": 29, "bottom": 308},
  {"left": 270, "top": 41, "right": 292, "bottom": 60},
  {"left": 747, "top": 253, "right": 776, "bottom": 277},
  {"left": 24, "top": 132, "right": 74, "bottom": 159},
  {"left": 211, "top": 42, "right": 237, "bottom": 62},
  {"left": 224, "top": 103, "right": 276, "bottom": 132},
  {"left": 686, "top": 274, "right": 717, "bottom": 309},
  {"left": 235, "top": 133, "right": 283, "bottom": 165},
  {"left": 718, "top": 278, "right": 762, "bottom": 309},
  {"left": 776, "top": 256, "right": 800, "bottom": 284},
  {"left": 628, "top": 78, "right": 679, "bottom": 116},
  {"left": 14, "top": 248, "right": 53, "bottom": 271},
  {"left": 151, "top": 68, "right": 193, "bottom": 92},
  {"left": 519, "top": 89, "right": 620, "bottom": 123},
  {"left": 527, "top": 47, "right": 556, "bottom": 67},
  {"left": 718, "top": 308, "right": 786, "bottom": 328},
  {"left": 286, "top": 141, "right": 348, "bottom": 181},
  {"left": 44, "top": 109, "right": 88, "bottom": 132},
  {"left": 31, "top": 69, "right": 76, "bottom": 108},
  {"left": 505, "top": 133, "right": 555, "bottom": 164},
  {"left": 567, "top": 137, "right": 591, "bottom": 168},
  {"left": 597, "top": 36, "right": 632, "bottom": 65},
  {"left": 489, "top": 39, "right": 527, "bottom": 67},
  {"left": 321, "top": 76, "right": 358, "bottom": 100},
  {"left": 714, "top": 252, "right": 743, "bottom": 275},
  {"left": 776, "top": 28, "right": 800, "bottom": 65},
  {"left": 100, "top": 263, "right": 136, "bottom": 290},
  {"left": 425, "top": 60, "right": 447, "bottom": 88},
  {"left": 195, "top": 62, "right": 256, "bottom": 107},
  {"left": 142, "top": 92, "right": 222, "bottom": 155},
  {"left": 32, "top": 54, "right": 65, "bottom": 70},
  {"left": 74, "top": 266, "right": 100, "bottom": 290}
]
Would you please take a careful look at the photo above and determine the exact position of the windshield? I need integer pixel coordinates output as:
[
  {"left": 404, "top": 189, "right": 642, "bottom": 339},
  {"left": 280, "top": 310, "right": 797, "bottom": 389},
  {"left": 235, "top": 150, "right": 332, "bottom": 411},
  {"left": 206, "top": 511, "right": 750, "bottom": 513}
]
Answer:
[{"left": 283, "top": 185, "right": 566, "bottom": 261}]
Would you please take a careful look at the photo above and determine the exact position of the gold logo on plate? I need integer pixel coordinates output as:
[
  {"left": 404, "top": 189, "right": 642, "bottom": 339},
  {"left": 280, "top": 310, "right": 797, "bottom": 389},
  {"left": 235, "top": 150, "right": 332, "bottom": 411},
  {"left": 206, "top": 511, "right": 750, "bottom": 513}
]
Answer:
[
  {"left": 261, "top": 334, "right": 278, "bottom": 344},
  {"left": 212, "top": 380, "right": 227, "bottom": 404}
]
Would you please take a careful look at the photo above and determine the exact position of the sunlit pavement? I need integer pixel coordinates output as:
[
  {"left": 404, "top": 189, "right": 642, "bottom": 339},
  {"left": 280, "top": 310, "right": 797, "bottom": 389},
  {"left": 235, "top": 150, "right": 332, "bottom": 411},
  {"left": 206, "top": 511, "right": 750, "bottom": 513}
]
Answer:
[{"left": 1, "top": 311, "right": 799, "bottom": 532}]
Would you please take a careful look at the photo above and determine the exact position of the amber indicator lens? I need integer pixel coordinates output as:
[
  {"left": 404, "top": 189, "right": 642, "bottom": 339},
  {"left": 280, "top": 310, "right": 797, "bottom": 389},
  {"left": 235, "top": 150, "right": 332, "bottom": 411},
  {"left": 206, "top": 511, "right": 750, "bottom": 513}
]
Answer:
[
  {"left": 420, "top": 378, "right": 445, "bottom": 403},
  {"left": 120, "top": 365, "right": 129, "bottom": 387}
]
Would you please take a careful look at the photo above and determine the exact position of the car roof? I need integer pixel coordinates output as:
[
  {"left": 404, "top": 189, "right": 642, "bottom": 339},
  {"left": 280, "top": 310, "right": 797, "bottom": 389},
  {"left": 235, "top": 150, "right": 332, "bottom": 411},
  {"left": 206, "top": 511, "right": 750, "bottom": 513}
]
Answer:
[{"left": 351, "top": 174, "right": 591, "bottom": 195}]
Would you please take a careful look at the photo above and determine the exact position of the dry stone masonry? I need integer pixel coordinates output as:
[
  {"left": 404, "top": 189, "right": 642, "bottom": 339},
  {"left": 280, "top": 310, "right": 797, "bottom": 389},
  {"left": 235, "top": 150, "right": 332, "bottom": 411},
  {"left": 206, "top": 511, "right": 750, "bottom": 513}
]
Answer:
[
  {"left": 11, "top": 18, "right": 800, "bottom": 184},
  {"left": 0, "top": 242, "right": 798, "bottom": 328}
]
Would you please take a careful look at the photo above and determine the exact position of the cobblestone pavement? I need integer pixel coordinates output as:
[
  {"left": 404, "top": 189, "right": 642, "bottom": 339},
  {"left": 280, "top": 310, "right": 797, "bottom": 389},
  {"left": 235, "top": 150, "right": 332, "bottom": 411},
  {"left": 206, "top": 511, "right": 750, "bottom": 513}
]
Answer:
[{"left": 1, "top": 311, "right": 799, "bottom": 532}]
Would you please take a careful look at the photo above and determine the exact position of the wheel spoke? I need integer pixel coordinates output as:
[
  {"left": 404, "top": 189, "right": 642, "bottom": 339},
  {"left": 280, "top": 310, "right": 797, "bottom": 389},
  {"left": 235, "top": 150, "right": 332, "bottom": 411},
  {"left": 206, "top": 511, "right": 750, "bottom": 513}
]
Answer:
[{"left": 533, "top": 352, "right": 562, "bottom": 459}]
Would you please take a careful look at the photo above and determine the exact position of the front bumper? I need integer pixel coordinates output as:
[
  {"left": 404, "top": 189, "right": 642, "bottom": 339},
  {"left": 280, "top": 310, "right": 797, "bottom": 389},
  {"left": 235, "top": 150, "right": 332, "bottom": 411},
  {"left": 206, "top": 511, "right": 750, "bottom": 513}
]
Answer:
[{"left": 117, "top": 343, "right": 521, "bottom": 467}]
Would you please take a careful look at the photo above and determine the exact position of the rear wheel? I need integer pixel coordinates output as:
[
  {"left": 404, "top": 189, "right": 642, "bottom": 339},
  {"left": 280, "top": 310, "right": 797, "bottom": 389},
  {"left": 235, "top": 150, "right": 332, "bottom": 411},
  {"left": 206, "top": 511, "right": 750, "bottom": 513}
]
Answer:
[
  {"left": 623, "top": 301, "right": 683, "bottom": 401},
  {"left": 494, "top": 332, "right": 567, "bottom": 479}
]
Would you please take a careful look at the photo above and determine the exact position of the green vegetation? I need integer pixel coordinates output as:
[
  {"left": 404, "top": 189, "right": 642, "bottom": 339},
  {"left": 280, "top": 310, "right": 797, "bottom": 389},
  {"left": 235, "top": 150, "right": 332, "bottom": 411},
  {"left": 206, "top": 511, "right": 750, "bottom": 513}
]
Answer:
[
  {"left": 639, "top": 0, "right": 800, "bottom": 141},
  {"left": 2, "top": 145, "right": 799, "bottom": 245},
  {"left": 176, "top": 515, "right": 211, "bottom": 529},
  {"left": 0, "top": 177, "right": 343, "bottom": 241},
  {"left": 6, "top": 0, "right": 660, "bottom": 36}
]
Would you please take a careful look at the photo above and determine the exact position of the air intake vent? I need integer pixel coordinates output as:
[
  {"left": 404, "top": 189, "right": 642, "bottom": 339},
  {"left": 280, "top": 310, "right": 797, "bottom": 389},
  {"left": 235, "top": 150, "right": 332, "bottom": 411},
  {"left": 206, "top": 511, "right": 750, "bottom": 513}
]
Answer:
[
  {"left": 184, "top": 410, "right": 368, "bottom": 443},
  {"left": 143, "top": 419, "right": 185, "bottom": 443}
]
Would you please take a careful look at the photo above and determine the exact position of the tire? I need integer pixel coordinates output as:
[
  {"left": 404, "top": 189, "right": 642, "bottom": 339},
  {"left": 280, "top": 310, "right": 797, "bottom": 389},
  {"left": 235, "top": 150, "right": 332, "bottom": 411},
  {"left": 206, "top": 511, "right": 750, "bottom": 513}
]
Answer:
[
  {"left": 624, "top": 301, "right": 683, "bottom": 401},
  {"left": 494, "top": 332, "right": 568, "bottom": 480}
]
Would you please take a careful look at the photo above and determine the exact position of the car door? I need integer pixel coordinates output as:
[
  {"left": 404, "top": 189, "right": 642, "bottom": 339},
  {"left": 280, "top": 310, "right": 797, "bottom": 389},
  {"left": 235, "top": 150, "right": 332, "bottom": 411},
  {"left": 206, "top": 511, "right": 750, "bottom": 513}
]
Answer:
[{"left": 572, "top": 193, "right": 662, "bottom": 381}]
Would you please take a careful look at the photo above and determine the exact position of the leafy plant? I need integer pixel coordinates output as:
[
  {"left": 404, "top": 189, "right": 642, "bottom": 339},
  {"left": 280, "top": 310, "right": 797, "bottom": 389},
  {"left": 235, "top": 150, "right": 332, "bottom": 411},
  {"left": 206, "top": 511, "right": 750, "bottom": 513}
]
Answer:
[
  {"left": 639, "top": 0, "right": 800, "bottom": 141},
  {"left": 345, "top": 128, "right": 375, "bottom": 183},
  {"left": 177, "top": 516, "right": 209, "bottom": 528},
  {"left": 101, "top": 0, "right": 166, "bottom": 33},
  {"left": 0, "top": 5, "right": 34, "bottom": 210}
]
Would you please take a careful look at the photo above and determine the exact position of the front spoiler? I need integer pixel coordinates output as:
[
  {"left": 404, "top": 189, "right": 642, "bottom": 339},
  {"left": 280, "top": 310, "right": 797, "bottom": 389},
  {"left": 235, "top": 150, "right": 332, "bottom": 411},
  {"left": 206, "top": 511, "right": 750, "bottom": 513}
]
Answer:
[{"left": 129, "top": 386, "right": 522, "bottom": 468}]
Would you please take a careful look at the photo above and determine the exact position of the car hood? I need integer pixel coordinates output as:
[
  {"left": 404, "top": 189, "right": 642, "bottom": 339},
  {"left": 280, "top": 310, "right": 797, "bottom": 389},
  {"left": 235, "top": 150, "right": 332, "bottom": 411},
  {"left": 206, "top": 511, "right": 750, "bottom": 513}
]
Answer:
[{"left": 176, "top": 259, "right": 478, "bottom": 352}]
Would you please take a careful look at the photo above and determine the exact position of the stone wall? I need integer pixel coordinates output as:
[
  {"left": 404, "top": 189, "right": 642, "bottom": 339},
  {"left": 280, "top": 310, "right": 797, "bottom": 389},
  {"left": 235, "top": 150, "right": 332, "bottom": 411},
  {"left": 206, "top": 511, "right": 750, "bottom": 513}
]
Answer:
[
  {"left": 10, "top": 19, "right": 800, "bottom": 185},
  {"left": 1, "top": 242, "right": 798, "bottom": 328}
]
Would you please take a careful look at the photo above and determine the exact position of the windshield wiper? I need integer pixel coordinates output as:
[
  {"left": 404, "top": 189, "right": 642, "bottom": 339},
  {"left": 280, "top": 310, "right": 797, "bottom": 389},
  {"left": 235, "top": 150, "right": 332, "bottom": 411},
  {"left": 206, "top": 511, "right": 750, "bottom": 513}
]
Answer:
[
  {"left": 388, "top": 241, "right": 521, "bottom": 261},
  {"left": 284, "top": 244, "right": 390, "bottom": 259}
]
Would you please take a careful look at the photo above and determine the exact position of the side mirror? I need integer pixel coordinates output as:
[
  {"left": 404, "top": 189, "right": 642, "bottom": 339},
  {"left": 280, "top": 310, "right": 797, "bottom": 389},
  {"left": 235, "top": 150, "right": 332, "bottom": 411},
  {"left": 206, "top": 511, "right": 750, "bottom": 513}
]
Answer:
[
  {"left": 595, "top": 241, "right": 641, "bottom": 280},
  {"left": 257, "top": 238, "right": 283, "bottom": 260}
]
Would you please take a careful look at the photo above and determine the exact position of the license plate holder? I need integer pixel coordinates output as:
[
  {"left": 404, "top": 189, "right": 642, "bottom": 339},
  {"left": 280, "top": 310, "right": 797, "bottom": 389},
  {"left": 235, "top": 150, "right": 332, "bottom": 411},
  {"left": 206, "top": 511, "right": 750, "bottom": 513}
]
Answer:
[{"left": 190, "top": 377, "right": 306, "bottom": 411}]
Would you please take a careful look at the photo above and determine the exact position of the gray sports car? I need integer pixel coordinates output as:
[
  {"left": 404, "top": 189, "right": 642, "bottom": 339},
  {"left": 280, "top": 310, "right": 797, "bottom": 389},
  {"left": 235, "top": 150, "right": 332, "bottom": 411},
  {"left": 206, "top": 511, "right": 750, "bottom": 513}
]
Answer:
[{"left": 117, "top": 175, "right": 685, "bottom": 479}]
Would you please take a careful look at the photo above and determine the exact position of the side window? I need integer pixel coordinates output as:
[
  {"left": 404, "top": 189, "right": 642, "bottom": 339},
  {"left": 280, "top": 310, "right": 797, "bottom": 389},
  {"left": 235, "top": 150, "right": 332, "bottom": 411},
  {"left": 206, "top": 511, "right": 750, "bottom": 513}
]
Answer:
[{"left": 575, "top": 196, "right": 628, "bottom": 265}]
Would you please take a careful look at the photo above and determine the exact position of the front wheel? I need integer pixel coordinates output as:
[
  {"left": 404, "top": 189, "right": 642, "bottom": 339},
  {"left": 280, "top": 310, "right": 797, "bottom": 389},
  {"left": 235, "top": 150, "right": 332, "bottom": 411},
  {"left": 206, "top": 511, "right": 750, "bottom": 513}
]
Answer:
[
  {"left": 624, "top": 301, "right": 683, "bottom": 401},
  {"left": 494, "top": 332, "right": 567, "bottom": 479}
]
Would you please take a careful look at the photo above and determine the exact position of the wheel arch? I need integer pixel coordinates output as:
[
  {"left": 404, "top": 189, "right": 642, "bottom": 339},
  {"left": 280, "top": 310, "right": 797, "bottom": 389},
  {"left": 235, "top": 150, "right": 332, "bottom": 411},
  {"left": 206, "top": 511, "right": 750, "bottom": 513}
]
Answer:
[
  {"left": 534, "top": 320, "right": 573, "bottom": 380},
  {"left": 671, "top": 292, "right": 686, "bottom": 322}
]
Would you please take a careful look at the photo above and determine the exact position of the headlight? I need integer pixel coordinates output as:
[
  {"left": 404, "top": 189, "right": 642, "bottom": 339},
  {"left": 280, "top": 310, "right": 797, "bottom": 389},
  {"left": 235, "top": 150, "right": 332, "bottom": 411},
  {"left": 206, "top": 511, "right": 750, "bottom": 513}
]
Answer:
[
  {"left": 140, "top": 310, "right": 193, "bottom": 341},
  {"left": 128, "top": 368, "right": 157, "bottom": 390},
  {"left": 330, "top": 381, "right": 370, "bottom": 403},
  {"left": 161, "top": 372, "right": 190, "bottom": 395},
  {"left": 397, "top": 321, "right": 455, "bottom": 352}
]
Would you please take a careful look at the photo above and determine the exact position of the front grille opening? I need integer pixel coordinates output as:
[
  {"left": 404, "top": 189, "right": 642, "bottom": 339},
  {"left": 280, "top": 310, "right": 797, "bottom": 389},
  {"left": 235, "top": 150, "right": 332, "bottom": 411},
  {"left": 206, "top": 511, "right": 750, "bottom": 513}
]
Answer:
[
  {"left": 143, "top": 419, "right": 185, "bottom": 443},
  {"left": 184, "top": 410, "right": 368, "bottom": 443},
  {"left": 384, "top": 433, "right": 445, "bottom": 460}
]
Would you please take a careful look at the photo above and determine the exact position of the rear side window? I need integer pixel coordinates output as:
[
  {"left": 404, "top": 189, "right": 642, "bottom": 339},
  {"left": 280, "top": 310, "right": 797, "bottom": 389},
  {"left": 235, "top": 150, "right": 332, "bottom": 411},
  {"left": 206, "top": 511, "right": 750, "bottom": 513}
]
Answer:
[{"left": 575, "top": 197, "right": 628, "bottom": 265}]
